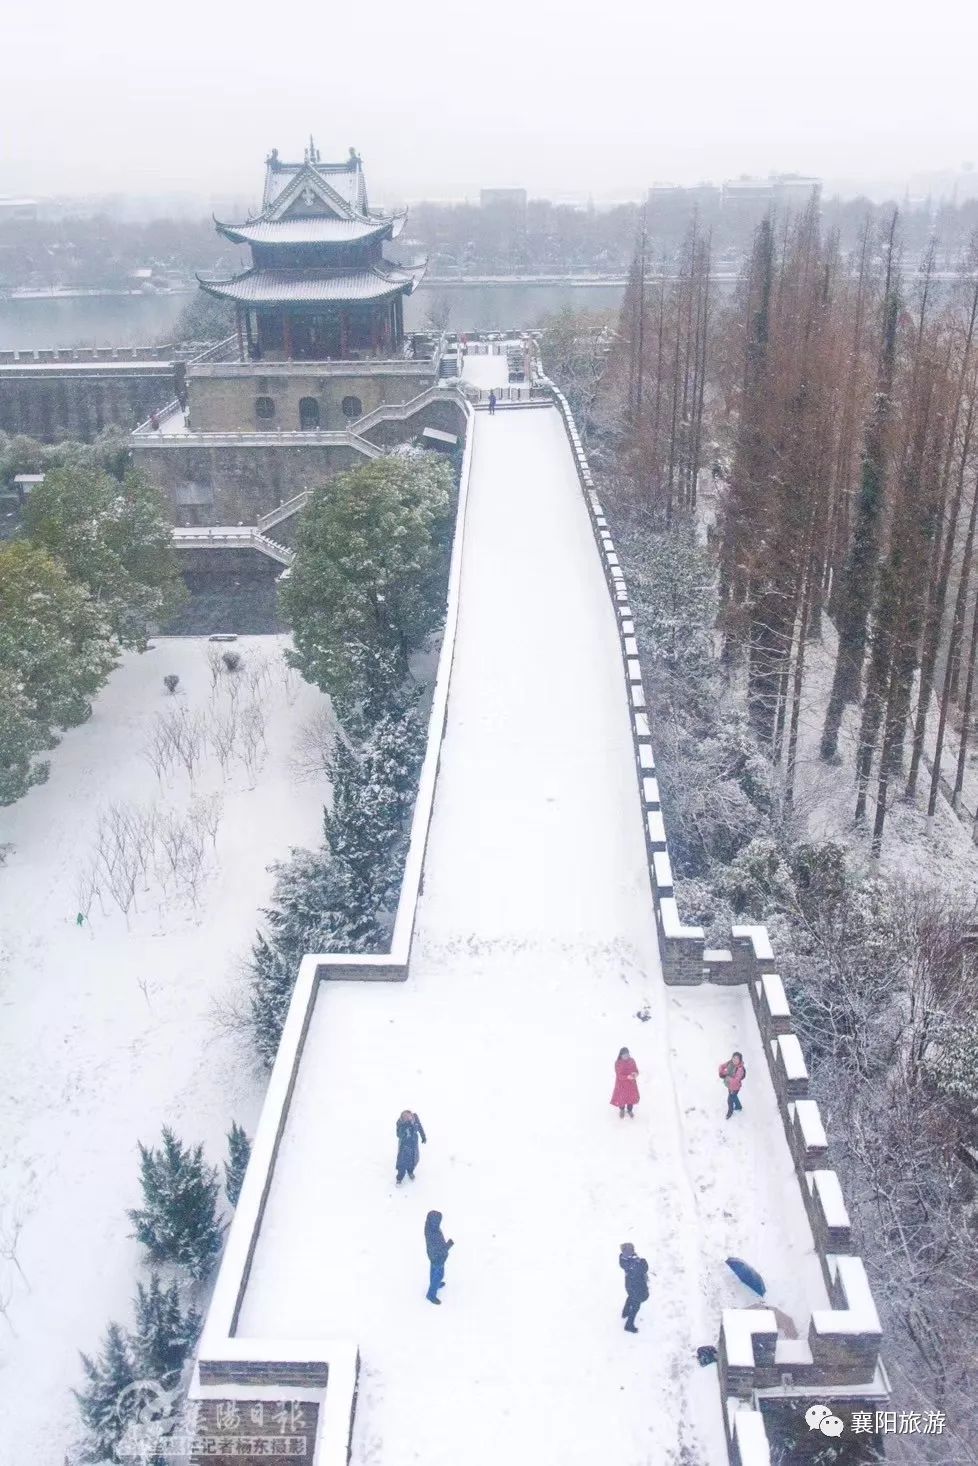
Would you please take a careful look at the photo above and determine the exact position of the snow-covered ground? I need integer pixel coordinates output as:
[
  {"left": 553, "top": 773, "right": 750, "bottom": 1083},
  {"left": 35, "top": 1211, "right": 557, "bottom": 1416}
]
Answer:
[
  {"left": 0, "top": 636, "right": 331, "bottom": 1464},
  {"left": 458, "top": 351, "right": 509, "bottom": 390},
  {"left": 235, "top": 409, "right": 825, "bottom": 1466},
  {"left": 787, "top": 621, "right": 978, "bottom": 897}
]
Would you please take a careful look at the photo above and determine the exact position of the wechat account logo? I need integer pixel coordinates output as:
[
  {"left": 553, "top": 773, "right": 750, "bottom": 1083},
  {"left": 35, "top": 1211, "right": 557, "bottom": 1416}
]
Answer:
[{"left": 806, "top": 1404, "right": 845, "bottom": 1437}]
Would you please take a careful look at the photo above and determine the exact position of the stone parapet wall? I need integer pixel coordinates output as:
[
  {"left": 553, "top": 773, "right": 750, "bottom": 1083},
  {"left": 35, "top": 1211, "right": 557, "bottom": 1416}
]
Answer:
[
  {"left": 0, "top": 344, "right": 176, "bottom": 363},
  {"left": 541, "top": 368, "right": 889, "bottom": 1465},
  {"left": 0, "top": 359, "right": 182, "bottom": 443}
]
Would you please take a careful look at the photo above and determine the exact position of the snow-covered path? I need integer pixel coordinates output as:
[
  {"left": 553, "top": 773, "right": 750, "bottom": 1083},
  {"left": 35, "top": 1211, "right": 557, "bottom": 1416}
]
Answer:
[{"left": 238, "top": 409, "right": 739, "bottom": 1464}]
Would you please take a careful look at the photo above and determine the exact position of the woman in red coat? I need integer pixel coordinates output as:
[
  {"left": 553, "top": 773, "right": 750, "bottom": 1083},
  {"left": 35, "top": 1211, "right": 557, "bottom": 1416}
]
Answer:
[{"left": 611, "top": 1047, "right": 639, "bottom": 1118}]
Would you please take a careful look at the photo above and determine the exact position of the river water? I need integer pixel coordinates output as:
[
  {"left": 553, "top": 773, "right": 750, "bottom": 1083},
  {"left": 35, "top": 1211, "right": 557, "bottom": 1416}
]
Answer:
[{"left": 0, "top": 281, "right": 627, "bottom": 351}]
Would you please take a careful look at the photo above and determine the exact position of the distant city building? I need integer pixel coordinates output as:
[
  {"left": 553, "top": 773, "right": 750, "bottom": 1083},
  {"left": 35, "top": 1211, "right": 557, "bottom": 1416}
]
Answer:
[
  {"left": 0, "top": 197, "right": 39, "bottom": 222},
  {"left": 647, "top": 182, "right": 721, "bottom": 210},
  {"left": 480, "top": 188, "right": 527, "bottom": 215},
  {"left": 721, "top": 174, "right": 820, "bottom": 213}
]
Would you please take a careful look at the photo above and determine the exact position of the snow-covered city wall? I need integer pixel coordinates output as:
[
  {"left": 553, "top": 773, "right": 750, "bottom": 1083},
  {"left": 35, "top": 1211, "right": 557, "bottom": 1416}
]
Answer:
[
  {"left": 189, "top": 392, "right": 475, "bottom": 1463},
  {"left": 542, "top": 371, "right": 889, "bottom": 1464}
]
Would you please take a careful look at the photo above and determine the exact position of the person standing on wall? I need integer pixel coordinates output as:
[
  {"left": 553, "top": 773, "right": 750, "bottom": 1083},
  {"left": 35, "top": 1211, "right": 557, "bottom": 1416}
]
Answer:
[
  {"left": 424, "top": 1210, "right": 453, "bottom": 1304},
  {"left": 610, "top": 1046, "right": 640, "bottom": 1118},
  {"left": 719, "top": 1051, "right": 746, "bottom": 1118},
  {"left": 619, "top": 1242, "right": 649, "bottom": 1333},
  {"left": 395, "top": 1109, "right": 426, "bottom": 1184}
]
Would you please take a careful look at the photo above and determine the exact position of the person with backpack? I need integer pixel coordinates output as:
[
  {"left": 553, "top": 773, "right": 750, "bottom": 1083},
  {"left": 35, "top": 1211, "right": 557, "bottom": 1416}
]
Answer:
[
  {"left": 395, "top": 1110, "right": 426, "bottom": 1184},
  {"left": 619, "top": 1242, "right": 649, "bottom": 1333},
  {"left": 719, "top": 1051, "right": 746, "bottom": 1118},
  {"left": 424, "top": 1210, "right": 453, "bottom": 1304}
]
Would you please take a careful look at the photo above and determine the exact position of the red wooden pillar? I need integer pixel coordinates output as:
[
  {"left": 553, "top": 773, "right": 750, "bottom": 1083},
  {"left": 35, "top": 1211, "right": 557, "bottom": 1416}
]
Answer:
[
  {"left": 235, "top": 305, "right": 244, "bottom": 362},
  {"left": 283, "top": 312, "right": 293, "bottom": 360}
]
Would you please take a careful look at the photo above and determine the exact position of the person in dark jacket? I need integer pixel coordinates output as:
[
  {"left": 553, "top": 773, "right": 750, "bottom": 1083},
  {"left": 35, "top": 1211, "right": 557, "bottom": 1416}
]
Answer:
[
  {"left": 395, "top": 1110, "right": 426, "bottom": 1184},
  {"left": 424, "top": 1210, "right": 453, "bottom": 1304},
  {"left": 488, "top": 390, "right": 497, "bottom": 415},
  {"left": 619, "top": 1242, "right": 649, "bottom": 1332},
  {"left": 719, "top": 1051, "right": 746, "bottom": 1118}
]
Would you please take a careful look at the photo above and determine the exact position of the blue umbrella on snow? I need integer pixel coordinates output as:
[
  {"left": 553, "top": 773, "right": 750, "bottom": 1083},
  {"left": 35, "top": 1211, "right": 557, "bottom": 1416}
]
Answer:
[{"left": 726, "top": 1256, "right": 766, "bottom": 1298}]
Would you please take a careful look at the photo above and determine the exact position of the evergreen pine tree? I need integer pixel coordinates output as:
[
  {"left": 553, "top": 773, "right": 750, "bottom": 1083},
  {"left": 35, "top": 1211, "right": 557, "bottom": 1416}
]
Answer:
[
  {"left": 224, "top": 1121, "right": 252, "bottom": 1207},
  {"left": 127, "top": 1128, "right": 223, "bottom": 1281},
  {"left": 131, "top": 1272, "right": 202, "bottom": 1385},
  {"left": 249, "top": 929, "right": 303, "bottom": 1066},
  {"left": 74, "top": 1321, "right": 136, "bottom": 1461}
]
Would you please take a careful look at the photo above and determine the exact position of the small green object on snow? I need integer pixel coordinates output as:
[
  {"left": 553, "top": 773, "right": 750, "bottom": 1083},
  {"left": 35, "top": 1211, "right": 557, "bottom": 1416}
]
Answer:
[{"left": 76, "top": 912, "right": 85, "bottom": 926}]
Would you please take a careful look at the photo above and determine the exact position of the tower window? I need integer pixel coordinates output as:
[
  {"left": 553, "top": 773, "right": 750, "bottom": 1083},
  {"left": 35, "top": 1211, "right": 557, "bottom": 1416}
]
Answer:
[
  {"left": 341, "top": 396, "right": 363, "bottom": 420},
  {"left": 255, "top": 395, "right": 275, "bottom": 420},
  {"left": 299, "top": 397, "right": 321, "bottom": 430}
]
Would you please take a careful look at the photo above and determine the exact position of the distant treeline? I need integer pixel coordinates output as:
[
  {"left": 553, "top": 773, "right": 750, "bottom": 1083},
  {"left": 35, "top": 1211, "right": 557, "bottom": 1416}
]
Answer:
[{"left": 5, "top": 194, "right": 978, "bottom": 294}]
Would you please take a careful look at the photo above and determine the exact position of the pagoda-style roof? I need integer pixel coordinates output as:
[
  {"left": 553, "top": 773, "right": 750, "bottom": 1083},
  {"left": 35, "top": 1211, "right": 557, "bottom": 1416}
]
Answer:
[
  {"left": 215, "top": 216, "right": 404, "bottom": 247},
  {"left": 197, "top": 262, "right": 426, "bottom": 306},
  {"left": 215, "top": 141, "right": 407, "bottom": 249}
]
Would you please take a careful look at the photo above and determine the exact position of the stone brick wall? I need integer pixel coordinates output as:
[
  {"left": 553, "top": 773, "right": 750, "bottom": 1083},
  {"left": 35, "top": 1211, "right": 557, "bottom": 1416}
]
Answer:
[
  {"left": 0, "top": 360, "right": 182, "bottom": 442},
  {"left": 190, "top": 367, "right": 436, "bottom": 433},
  {"left": 132, "top": 441, "right": 365, "bottom": 524}
]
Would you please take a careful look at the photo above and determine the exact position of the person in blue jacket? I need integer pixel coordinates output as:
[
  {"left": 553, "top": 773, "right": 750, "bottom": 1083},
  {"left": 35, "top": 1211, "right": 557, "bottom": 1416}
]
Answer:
[
  {"left": 424, "top": 1210, "right": 453, "bottom": 1304},
  {"left": 619, "top": 1242, "right": 650, "bottom": 1333},
  {"left": 395, "top": 1110, "right": 426, "bottom": 1184}
]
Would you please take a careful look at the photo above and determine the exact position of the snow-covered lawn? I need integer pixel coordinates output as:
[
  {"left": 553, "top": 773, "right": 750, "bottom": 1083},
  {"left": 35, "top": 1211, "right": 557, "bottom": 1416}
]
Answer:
[
  {"left": 233, "top": 410, "right": 823, "bottom": 1466},
  {"left": 0, "top": 636, "right": 331, "bottom": 1465}
]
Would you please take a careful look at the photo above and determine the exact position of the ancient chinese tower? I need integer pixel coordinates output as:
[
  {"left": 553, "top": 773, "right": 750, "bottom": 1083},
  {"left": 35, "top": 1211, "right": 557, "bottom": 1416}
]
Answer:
[{"left": 201, "top": 140, "right": 425, "bottom": 363}]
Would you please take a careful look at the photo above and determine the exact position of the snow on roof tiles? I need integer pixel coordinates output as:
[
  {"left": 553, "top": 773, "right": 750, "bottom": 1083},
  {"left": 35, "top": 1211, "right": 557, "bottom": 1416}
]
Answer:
[
  {"left": 217, "top": 217, "right": 393, "bottom": 246},
  {"left": 198, "top": 264, "right": 423, "bottom": 305}
]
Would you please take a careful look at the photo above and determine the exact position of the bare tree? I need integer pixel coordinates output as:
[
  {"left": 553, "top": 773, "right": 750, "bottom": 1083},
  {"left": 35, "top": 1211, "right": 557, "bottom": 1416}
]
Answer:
[
  {"left": 290, "top": 704, "right": 337, "bottom": 783},
  {"left": 206, "top": 704, "right": 240, "bottom": 778}
]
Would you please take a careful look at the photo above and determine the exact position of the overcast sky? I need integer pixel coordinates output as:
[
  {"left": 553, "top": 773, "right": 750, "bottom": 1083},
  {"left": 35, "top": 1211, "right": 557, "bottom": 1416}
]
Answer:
[{"left": 4, "top": 0, "right": 978, "bottom": 205}]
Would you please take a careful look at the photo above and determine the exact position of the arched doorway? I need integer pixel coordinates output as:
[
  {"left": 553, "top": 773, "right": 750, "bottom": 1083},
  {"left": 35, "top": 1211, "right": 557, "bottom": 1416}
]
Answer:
[{"left": 299, "top": 397, "right": 320, "bottom": 430}]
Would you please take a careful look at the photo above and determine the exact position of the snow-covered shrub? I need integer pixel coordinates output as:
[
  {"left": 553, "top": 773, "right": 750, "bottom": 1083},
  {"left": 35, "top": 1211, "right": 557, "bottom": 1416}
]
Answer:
[
  {"left": 716, "top": 834, "right": 794, "bottom": 918},
  {"left": 924, "top": 1018, "right": 978, "bottom": 1118},
  {"left": 224, "top": 1121, "right": 252, "bottom": 1207},
  {"left": 221, "top": 650, "right": 242, "bottom": 673},
  {"left": 74, "top": 1279, "right": 199, "bottom": 1461},
  {"left": 248, "top": 700, "right": 426, "bottom": 1063},
  {"left": 163, "top": 673, "right": 179, "bottom": 695},
  {"left": 131, "top": 1272, "right": 201, "bottom": 1384},
  {"left": 74, "top": 1322, "right": 136, "bottom": 1461},
  {"left": 127, "top": 1128, "right": 223, "bottom": 1281}
]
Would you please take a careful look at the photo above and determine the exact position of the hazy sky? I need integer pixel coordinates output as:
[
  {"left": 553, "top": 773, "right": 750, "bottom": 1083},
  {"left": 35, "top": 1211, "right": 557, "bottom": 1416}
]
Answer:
[{"left": 4, "top": 0, "right": 978, "bottom": 204}]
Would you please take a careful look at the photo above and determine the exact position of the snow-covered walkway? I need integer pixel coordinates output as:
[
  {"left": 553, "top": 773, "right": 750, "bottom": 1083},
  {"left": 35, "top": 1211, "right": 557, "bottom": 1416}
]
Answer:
[{"left": 235, "top": 407, "right": 826, "bottom": 1465}]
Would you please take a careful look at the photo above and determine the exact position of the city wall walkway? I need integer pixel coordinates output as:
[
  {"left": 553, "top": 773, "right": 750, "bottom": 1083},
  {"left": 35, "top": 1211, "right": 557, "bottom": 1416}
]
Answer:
[{"left": 235, "top": 400, "right": 824, "bottom": 1466}]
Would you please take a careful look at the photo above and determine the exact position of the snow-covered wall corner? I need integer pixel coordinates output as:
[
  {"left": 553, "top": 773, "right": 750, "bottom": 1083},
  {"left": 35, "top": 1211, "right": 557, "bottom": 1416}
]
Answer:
[
  {"left": 189, "top": 394, "right": 477, "bottom": 1464},
  {"left": 720, "top": 918, "right": 887, "bottom": 1400}
]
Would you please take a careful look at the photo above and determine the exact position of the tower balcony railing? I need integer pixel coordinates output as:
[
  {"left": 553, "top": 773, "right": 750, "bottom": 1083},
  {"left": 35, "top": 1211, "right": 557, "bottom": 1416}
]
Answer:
[{"left": 187, "top": 333, "right": 443, "bottom": 376}]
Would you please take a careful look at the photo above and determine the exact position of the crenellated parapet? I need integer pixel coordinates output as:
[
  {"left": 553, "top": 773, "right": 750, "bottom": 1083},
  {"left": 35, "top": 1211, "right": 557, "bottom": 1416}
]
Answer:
[{"left": 541, "top": 363, "right": 889, "bottom": 1464}]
